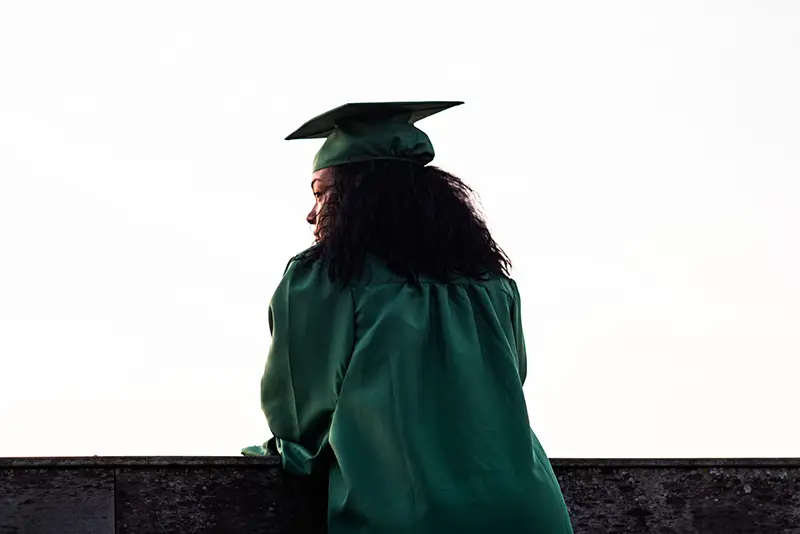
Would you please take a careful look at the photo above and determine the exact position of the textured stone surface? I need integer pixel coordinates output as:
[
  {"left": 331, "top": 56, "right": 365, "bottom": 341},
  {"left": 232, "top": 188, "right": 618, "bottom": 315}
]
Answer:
[
  {"left": 115, "top": 464, "right": 320, "bottom": 534},
  {"left": 1, "top": 457, "right": 799, "bottom": 533},
  {"left": 558, "top": 462, "right": 800, "bottom": 533},
  {"left": 0, "top": 467, "right": 114, "bottom": 534}
]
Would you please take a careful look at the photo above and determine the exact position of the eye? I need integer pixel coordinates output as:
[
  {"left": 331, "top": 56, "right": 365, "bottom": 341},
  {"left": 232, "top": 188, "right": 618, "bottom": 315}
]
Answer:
[{"left": 313, "top": 191, "right": 323, "bottom": 199}]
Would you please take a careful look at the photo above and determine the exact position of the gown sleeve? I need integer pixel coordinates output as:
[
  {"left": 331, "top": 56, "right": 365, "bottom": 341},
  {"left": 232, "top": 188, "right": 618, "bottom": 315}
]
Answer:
[
  {"left": 260, "top": 257, "right": 355, "bottom": 476},
  {"left": 509, "top": 279, "right": 528, "bottom": 386}
]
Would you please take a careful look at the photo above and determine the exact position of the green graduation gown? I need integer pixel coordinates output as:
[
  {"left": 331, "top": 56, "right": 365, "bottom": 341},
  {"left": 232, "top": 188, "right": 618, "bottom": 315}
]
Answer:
[{"left": 261, "top": 252, "right": 573, "bottom": 534}]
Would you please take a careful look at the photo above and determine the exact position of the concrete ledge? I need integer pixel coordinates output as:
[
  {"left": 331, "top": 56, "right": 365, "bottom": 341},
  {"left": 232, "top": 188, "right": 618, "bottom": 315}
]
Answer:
[{"left": 2, "top": 457, "right": 799, "bottom": 533}]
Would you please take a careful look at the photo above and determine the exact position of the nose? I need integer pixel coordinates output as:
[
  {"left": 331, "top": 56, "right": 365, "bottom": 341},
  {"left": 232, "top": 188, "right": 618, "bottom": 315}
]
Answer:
[{"left": 306, "top": 205, "right": 317, "bottom": 226}]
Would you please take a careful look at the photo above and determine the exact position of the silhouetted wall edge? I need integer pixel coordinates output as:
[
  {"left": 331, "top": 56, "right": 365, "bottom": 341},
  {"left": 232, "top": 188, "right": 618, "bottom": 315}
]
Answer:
[{"left": 2, "top": 457, "right": 799, "bottom": 533}]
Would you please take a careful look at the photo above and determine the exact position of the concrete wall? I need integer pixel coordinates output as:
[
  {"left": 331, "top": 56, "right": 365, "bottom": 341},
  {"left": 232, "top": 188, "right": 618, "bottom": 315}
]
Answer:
[{"left": 1, "top": 457, "right": 799, "bottom": 533}]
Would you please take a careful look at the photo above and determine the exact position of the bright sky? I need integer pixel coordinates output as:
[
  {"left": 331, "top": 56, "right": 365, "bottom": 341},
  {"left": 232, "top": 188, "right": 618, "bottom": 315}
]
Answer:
[{"left": 1, "top": 1, "right": 798, "bottom": 458}]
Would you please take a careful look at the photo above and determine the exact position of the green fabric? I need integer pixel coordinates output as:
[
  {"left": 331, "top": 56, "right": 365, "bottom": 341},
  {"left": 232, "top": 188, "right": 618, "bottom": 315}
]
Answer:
[
  {"left": 240, "top": 444, "right": 269, "bottom": 456},
  {"left": 284, "top": 101, "right": 463, "bottom": 172},
  {"left": 259, "top": 253, "right": 574, "bottom": 534},
  {"left": 312, "top": 114, "right": 434, "bottom": 172},
  {"left": 240, "top": 437, "right": 277, "bottom": 457}
]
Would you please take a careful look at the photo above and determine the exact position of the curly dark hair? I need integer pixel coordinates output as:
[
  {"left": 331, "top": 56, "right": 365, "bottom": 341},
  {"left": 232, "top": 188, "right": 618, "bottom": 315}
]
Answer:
[{"left": 297, "top": 160, "right": 511, "bottom": 284}]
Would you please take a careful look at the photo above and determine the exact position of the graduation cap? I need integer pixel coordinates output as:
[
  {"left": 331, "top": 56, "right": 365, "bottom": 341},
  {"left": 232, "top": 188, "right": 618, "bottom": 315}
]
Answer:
[{"left": 285, "top": 101, "right": 464, "bottom": 172}]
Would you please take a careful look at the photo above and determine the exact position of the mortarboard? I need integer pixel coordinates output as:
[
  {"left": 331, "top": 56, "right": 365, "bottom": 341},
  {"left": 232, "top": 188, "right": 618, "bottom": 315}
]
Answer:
[{"left": 285, "top": 101, "right": 464, "bottom": 172}]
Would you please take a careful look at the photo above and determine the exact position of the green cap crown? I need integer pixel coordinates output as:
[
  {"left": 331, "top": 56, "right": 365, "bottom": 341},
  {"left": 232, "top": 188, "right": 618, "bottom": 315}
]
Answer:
[{"left": 285, "top": 101, "right": 463, "bottom": 172}]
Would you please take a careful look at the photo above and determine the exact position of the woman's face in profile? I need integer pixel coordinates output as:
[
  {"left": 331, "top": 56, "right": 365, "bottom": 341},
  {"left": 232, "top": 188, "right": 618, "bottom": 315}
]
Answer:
[{"left": 307, "top": 168, "right": 335, "bottom": 241}]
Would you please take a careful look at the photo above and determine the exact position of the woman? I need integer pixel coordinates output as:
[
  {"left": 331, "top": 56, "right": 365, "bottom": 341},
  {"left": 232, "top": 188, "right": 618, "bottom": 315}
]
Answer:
[{"left": 254, "top": 102, "right": 573, "bottom": 533}]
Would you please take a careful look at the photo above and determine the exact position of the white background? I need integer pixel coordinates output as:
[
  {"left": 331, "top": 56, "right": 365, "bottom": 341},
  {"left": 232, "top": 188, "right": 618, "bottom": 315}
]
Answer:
[{"left": 1, "top": 1, "right": 798, "bottom": 458}]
